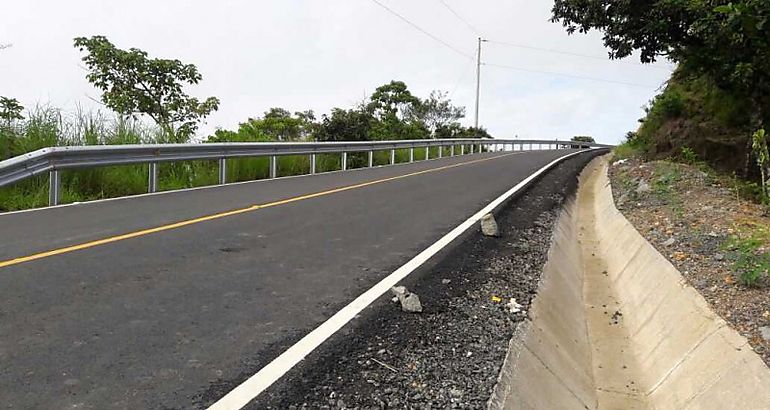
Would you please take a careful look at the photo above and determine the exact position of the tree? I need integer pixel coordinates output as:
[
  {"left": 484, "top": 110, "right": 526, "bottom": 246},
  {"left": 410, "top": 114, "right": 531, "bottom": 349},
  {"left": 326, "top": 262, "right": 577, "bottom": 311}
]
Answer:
[
  {"left": 435, "top": 123, "right": 467, "bottom": 139},
  {"left": 74, "top": 36, "right": 219, "bottom": 142},
  {"left": 366, "top": 81, "right": 421, "bottom": 121},
  {"left": 366, "top": 81, "right": 428, "bottom": 140},
  {"left": 0, "top": 97, "right": 24, "bottom": 128},
  {"left": 411, "top": 90, "right": 465, "bottom": 137},
  {"left": 0, "top": 97, "right": 23, "bottom": 161},
  {"left": 551, "top": 0, "right": 770, "bottom": 173},
  {"left": 258, "top": 108, "right": 317, "bottom": 141},
  {"left": 208, "top": 108, "right": 318, "bottom": 143},
  {"left": 551, "top": 1, "right": 770, "bottom": 114},
  {"left": 571, "top": 135, "right": 595, "bottom": 143},
  {"left": 315, "top": 107, "right": 372, "bottom": 142},
  {"left": 464, "top": 126, "right": 491, "bottom": 139}
]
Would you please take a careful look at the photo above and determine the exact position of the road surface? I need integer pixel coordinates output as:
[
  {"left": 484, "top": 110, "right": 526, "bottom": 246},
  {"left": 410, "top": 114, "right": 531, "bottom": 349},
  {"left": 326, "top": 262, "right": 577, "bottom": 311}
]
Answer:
[{"left": 0, "top": 149, "right": 578, "bottom": 409}]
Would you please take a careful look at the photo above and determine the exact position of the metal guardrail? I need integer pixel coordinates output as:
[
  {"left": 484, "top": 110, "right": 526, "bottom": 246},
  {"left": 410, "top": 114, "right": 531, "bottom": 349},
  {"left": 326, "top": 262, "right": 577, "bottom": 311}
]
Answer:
[{"left": 0, "top": 138, "right": 610, "bottom": 206}]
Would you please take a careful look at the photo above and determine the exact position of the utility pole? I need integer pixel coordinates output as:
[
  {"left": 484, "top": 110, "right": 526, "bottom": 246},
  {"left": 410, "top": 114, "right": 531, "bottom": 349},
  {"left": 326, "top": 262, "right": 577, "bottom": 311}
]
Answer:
[{"left": 474, "top": 37, "right": 486, "bottom": 131}]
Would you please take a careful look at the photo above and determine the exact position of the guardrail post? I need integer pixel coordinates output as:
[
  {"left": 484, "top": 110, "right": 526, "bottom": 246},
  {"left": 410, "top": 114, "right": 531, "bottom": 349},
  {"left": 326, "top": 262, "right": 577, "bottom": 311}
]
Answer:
[
  {"left": 310, "top": 154, "right": 316, "bottom": 174},
  {"left": 342, "top": 152, "right": 347, "bottom": 171},
  {"left": 218, "top": 158, "right": 226, "bottom": 185},
  {"left": 390, "top": 149, "right": 395, "bottom": 165},
  {"left": 425, "top": 146, "right": 430, "bottom": 160},
  {"left": 438, "top": 145, "right": 443, "bottom": 159},
  {"left": 470, "top": 144, "right": 474, "bottom": 154},
  {"left": 450, "top": 145, "right": 455, "bottom": 156},
  {"left": 148, "top": 163, "right": 158, "bottom": 193},
  {"left": 461, "top": 145, "right": 465, "bottom": 155},
  {"left": 269, "top": 155, "right": 277, "bottom": 178},
  {"left": 409, "top": 147, "right": 414, "bottom": 162},
  {"left": 49, "top": 170, "right": 60, "bottom": 206},
  {"left": 368, "top": 150, "right": 373, "bottom": 167}
]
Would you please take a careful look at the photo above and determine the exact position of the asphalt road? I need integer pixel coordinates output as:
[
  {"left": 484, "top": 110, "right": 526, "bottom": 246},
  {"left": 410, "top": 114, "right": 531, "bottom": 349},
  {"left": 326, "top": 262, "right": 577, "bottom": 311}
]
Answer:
[{"left": 0, "top": 150, "right": 578, "bottom": 409}]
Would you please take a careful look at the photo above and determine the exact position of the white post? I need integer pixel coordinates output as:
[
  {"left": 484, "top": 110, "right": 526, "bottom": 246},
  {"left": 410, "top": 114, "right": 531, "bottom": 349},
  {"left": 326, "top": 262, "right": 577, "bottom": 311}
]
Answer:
[
  {"left": 49, "top": 170, "right": 60, "bottom": 206},
  {"left": 310, "top": 154, "right": 316, "bottom": 174},
  {"left": 148, "top": 162, "right": 158, "bottom": 192},
  {"left": 217, "top": 159, "right": 226, "bottom": 185}
]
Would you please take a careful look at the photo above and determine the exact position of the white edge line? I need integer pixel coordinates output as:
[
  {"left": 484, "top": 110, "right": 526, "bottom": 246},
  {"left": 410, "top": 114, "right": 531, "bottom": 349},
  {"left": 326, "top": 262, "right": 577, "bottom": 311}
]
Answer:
[
  {"left": 207, "top": 148, "right": 597, "bottom": 410},
  {"left": 0, "top": 151, "right": 513, "bottom": 217}
]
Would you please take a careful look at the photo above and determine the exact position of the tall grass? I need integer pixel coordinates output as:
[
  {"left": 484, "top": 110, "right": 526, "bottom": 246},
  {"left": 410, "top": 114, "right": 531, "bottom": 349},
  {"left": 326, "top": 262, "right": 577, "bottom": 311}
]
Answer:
[{"left": 0, "top": 106, "right": 165, "bottom": 210}]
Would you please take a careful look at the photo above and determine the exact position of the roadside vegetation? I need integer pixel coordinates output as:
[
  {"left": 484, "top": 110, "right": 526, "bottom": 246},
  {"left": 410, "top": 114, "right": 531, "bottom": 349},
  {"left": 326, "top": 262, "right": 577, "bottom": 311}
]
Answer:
[{"left": 0, "top": 37, "right": 489, "bottom": 211}]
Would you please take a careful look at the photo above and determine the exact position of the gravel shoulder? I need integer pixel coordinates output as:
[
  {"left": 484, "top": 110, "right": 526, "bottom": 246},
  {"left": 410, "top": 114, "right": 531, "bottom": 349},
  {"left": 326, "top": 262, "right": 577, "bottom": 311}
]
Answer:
[
  {"left": 609, "top": 157, "right": 770, "bottom": 367},
  {"left": 232, "top": 151, "right": 602, "bottom": 409}
]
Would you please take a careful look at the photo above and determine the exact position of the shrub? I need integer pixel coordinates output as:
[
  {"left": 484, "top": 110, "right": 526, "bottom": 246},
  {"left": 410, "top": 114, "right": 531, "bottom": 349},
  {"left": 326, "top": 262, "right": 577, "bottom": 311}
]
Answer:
[
  {"left": 650, "top": 88, "right": 685, "bottom": 119},
  {"left": 724, "top": 229, "right": 770, "bottom": 287},
  {"left": 680, "top": 146, "right": 698, "bottom": 164}
]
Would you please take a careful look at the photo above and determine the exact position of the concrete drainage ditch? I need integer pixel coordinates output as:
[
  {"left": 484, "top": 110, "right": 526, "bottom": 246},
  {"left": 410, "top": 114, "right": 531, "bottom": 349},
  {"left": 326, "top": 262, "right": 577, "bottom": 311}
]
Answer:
[{"left": 490, "top": 157, "right": 770, "bottom": 409}]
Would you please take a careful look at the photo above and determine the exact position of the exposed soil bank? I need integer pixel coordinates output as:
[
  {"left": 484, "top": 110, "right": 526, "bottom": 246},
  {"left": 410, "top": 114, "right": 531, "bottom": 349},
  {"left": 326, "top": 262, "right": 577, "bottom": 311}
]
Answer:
[{"left": 242, "top": 151, "right": 603, "bottom": 409}]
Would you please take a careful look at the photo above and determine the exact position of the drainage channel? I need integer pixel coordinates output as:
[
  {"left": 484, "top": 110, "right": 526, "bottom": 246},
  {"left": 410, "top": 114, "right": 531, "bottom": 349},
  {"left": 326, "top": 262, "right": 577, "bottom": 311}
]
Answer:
[{"left": 491, "top": 157, "right": 770, "bottom": 409}]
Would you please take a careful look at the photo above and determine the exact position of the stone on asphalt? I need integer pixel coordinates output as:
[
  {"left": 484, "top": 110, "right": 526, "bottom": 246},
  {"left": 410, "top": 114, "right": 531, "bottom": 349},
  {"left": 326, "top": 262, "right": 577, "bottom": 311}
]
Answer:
[
  {"left": 391, "top": 286, "right": 422, "bottom": 313},
  {"left": 401, "top": 294, "right": 422, "bottom": 313},
  {"left": 480, "top": 213, "right": 499, "bottom": 237}
]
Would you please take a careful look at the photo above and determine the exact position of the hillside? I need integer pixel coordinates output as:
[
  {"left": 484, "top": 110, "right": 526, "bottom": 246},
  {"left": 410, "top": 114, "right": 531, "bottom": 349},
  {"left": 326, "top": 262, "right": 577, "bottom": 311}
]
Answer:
[{"left": 627, "top": 71, "right": 760, "bottom": 179}]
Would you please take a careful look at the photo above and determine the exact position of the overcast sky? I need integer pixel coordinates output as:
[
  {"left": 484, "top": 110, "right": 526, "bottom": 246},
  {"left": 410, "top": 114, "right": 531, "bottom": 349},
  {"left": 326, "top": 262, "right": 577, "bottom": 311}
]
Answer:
[{"left": 1, "top": 0, "right": 673, "bottom": 144}]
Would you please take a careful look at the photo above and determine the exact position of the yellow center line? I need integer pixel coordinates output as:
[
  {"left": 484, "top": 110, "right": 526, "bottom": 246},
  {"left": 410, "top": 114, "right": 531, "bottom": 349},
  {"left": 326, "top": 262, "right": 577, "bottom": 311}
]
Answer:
[{"left": 0, "top": 152, "right": 520, "bottom": 269}]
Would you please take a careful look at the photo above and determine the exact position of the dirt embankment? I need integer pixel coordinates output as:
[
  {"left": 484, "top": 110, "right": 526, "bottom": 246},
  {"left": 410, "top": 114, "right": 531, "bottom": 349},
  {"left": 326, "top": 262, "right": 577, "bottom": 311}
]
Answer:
[{"left": 609, "top": 158, "right": 770, "bottom": 366}]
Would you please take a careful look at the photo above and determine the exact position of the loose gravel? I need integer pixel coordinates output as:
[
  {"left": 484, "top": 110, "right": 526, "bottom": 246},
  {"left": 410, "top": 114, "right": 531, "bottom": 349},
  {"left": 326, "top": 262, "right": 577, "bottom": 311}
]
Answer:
[{"left": 243, "top": 151, "right": 602, "bottom": 409}]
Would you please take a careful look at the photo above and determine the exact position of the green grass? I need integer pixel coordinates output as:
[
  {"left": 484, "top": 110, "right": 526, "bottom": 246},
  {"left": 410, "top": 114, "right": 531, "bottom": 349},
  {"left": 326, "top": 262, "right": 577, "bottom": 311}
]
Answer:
[
  {"left": 723, "top": 224, "right": 770, "bottom": 286},
  {"left": 611, "top": 142, "right": 641, "bottom": 161},
  {"left": 650, "top": 162, "right": 681, "bottom": 202}
]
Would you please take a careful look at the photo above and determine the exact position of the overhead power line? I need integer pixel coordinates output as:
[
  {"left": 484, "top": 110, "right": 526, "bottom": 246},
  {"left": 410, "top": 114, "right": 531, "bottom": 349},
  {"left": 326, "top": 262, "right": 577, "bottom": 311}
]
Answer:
[
  {"left": 370, "top": 0, "right": 473, "bottom": 60},
  {"left": 449, "top": 57, "right": 476, "bottom": 99},
  {"left": 483, "top": 62, "right": 661, "bottom": 88},
  {"left": 487, "top": 40, "right": 672, "bottom": 71},
  {"left": 437, "top": 0, "right": 482, "bottom": 36}
]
